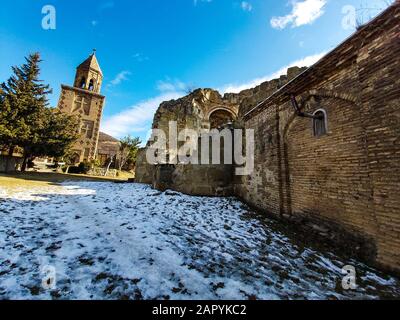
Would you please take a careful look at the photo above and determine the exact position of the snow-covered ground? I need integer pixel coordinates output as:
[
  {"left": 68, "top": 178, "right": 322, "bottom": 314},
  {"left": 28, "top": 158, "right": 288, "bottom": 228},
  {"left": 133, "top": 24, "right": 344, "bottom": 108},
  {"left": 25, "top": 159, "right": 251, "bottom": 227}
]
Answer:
[{"left": 0, "top": 181, "right": 399, "bottom": 300}]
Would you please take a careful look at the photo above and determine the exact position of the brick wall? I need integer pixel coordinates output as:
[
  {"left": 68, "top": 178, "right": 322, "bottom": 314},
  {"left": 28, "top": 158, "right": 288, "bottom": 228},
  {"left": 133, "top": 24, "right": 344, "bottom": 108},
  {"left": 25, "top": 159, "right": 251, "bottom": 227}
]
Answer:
[
  {"left": 237, "top": 3, "right": 400, "bottom": 272},
  {"left": 357, "top": 7, "right": 400, "bottom": 270}
]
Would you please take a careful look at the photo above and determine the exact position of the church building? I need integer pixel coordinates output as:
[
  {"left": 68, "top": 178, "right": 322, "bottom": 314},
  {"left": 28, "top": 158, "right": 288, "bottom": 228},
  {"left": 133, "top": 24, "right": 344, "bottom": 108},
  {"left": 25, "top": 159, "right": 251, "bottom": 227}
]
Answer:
[{"left": 57, "top": 51, "right": 106, "bottom": 164}]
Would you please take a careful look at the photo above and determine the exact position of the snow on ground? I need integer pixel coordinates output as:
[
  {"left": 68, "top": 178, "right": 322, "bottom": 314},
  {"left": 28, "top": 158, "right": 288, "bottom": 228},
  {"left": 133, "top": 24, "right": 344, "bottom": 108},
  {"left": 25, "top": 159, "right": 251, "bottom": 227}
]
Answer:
[{"left": 0, "top": 181, "right": 399, "bottom": 300}]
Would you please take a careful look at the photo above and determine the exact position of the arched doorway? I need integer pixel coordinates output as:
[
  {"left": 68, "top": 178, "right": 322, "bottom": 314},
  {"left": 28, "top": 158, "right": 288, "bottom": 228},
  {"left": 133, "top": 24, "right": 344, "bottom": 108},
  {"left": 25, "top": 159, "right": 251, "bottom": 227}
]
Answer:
[{"left": 209, "top": 109, "right": 235, "bottom": 129}]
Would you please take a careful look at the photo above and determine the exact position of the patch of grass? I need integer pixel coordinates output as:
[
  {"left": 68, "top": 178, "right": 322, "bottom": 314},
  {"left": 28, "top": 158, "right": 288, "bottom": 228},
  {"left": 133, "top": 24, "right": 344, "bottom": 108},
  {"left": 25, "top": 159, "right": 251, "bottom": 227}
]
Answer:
[
  {"left": 116, "top": 170, "right": 135, "bottom": 180},
  {"left": 0, "top": 172, "right": 133, "bottom": 196},
  {"left": 0, "top": 174, "right": 50, "bottom": 190},
  {"left": 0, "top": 171, "right": 129, "bottom": 185}
]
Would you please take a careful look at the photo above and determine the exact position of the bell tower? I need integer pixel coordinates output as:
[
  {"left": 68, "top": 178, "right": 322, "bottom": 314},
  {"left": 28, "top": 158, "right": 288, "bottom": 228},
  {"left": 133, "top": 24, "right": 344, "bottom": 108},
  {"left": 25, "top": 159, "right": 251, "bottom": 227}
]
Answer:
[
  {"left": 57, "top": 51, "right": 106, "bottom": 164},
  {"left": 73, "top": 50, "right": 103, "bottom": 93}
]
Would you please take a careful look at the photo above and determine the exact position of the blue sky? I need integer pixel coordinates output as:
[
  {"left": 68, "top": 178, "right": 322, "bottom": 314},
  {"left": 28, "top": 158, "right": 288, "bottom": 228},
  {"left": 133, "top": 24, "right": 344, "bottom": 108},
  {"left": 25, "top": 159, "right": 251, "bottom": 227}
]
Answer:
[{"left": 0, "top": 0, "right": 393, "bottom": 143}]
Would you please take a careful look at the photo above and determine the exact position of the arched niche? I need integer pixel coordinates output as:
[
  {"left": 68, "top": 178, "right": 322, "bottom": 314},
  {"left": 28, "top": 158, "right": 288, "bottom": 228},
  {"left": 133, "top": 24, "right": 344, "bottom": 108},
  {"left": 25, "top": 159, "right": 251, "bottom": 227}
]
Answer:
[{"left": 208, "top": 108, "right": 236, "bottom": 129}]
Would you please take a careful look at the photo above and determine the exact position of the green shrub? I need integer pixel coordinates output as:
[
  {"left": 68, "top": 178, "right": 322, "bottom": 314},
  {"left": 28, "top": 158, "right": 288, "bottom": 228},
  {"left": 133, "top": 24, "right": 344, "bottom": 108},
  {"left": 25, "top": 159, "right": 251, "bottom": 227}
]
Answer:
[{"left": 62, "top": 162, "right": 91, "bottom": 174}]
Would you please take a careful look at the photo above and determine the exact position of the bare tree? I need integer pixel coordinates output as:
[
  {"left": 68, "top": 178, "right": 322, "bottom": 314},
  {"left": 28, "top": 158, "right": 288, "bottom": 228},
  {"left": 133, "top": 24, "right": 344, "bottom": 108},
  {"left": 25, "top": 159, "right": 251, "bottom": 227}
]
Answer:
[
  {"left": 356, "top": 0, "right": 394, "bottom": 28},
  {"left": 116, "top": 136, "right": 141, "bottom": 171},
  {"left": 185, "top": 83, "right": 198, "bottom": 95},
  {"left": 104, "top": 155, "right": 115, "bottom": 177}
]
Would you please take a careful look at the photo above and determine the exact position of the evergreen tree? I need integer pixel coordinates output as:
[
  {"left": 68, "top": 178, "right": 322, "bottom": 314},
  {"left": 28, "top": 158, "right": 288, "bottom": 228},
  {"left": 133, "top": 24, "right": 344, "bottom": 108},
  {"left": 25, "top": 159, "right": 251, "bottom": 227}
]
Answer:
[
  {"left": 1, "top": 53, "right": 52, "bottom": 170},
  {"left": 0, "top": 53, "right": 79, "bottom": 172},
  {"left": 0, "top": 67, "right": 25, "bottom": 171},
  {"left": 0, "top": 75, "right": 24, "bottom": 156}
]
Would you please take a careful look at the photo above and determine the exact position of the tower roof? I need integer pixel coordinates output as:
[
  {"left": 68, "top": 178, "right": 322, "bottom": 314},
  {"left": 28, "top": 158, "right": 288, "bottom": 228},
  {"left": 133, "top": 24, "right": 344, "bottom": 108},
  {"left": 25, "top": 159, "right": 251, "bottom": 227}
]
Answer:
[{"left": 77, "top": 52, "right": 103, "bottom": 76}]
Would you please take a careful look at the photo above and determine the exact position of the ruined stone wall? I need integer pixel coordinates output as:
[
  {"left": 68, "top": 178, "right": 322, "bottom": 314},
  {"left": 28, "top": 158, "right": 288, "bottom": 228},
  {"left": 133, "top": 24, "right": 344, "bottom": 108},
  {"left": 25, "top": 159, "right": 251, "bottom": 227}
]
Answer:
[
  {"left": 135, "top": 73, "right": 305, "bottom": 193},
  {"left": 235, "top": 105, "right": 283, "bottom": 215},
  {"left": 135, "top": 148, "right": 154, "bottom": 184},
  {"left": 152, "top": 164, "right": 233, "bottom": 196},
  {"left": 238, "top": 67, "right": 307, "bottom": 117},
  {"left": 135, "top": 89, "right": 241, "bottom": 195},
  {"left": 151, "top": 89, "right": 240, "bottom": 138}
]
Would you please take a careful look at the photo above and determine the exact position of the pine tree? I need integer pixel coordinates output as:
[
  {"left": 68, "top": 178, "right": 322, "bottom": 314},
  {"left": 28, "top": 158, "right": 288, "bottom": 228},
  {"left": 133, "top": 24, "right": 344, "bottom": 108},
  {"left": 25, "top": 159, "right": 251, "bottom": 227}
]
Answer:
[
  {"left": 1, "top": 53, "right": 52, "bottom": 171},
  {"left": 0, "top": 72, "right": 22, "bottom": 171},
  {"left": 0, "top": 76, "right": 21, "bottom": 155},
  {"left": 0, "top": 53, "right": 79, "bottom": 172}
]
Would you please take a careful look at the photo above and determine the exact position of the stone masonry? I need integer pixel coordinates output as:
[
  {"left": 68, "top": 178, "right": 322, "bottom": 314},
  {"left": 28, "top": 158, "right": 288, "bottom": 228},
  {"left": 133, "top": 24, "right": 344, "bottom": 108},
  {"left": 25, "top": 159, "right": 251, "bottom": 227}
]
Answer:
[{"left": 57, "top": 52, "right": 106, "bottom": 163}]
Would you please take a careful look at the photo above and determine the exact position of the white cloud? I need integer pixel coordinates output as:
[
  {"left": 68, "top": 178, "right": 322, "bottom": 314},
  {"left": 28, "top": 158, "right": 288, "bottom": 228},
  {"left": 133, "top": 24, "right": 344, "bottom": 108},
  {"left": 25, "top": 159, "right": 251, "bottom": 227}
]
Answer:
[
  {"left": 108, "top": 71, "right": 131, "bottom": 87},
  {"left": 271, "top": 0, "right": 327, "bottom": 29},
  {"left": 133, "top": 53, "right": 149, "bottom": 62},
  {"left": 241, "top": 1, "right": 253, "bottom": 12},
  {"left": 220, "top": 51, "right": 327, "bottom": 93},
  {"left": 157, "top": 79, "right": 188, "bottom": 92},
  {"left": 101, "top": 92, "right": 184, "bottom": 139}
]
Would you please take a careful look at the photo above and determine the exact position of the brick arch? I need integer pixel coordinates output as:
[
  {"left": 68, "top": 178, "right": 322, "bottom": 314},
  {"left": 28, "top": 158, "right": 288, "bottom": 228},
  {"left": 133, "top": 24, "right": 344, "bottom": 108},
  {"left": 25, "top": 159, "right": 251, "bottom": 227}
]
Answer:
[
  {"left": 281, "top": 91, "right": 359, "bottom": 216},
  {"left": 208, "top": 108, "right": 237, "bottom": 129},
  {"left": 282, "top": 89, "right": 358, "bottom": 141},
  {"left": 206, "top": 106, "right": 238, "bottom": 121},
  {"left": 298, "top": 89, "right": 358, "bottom": 108}
]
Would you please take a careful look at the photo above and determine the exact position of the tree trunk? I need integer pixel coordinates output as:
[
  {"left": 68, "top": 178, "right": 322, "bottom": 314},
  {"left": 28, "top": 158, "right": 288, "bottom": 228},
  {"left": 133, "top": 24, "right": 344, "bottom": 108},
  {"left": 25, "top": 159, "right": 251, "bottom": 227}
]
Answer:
[
  {"left": 21, "top": 156, "right": 28, "bottom": 173},
  {"left": 21, "top": 152, "right": 32, "bottom": 173},
  {"left": 120, "top": 153, "right": 130, "bottom": 171},
  {"left": 5, "top": 146, "right": 15, "bottom": 172},
  {"left": 105, "top": 159, "right": 113, "bottom": 177}
]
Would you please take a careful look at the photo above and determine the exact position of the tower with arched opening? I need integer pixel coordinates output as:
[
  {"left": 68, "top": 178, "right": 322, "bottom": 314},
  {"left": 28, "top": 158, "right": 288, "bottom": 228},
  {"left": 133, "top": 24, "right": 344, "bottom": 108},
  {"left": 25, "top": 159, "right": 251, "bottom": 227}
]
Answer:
[{"left": 57, "top": 51, "right": 106, "bottom": 163}]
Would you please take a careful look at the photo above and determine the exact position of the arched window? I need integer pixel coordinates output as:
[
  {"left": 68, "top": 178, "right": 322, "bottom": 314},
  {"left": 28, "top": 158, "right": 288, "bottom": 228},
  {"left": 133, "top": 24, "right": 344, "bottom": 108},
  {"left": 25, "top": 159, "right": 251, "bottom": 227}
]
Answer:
[
  {"left": 72, "top": 152, "right": 81, "bottom": 164},
  {"left": 313, "top": 109, "right": 328, "bottom": 137},
  {"left": 79, "top": 77, "right": 86, "bottom": 89},
  {"left": 88, "top": 79, "right": 95, "bottom": 91}
]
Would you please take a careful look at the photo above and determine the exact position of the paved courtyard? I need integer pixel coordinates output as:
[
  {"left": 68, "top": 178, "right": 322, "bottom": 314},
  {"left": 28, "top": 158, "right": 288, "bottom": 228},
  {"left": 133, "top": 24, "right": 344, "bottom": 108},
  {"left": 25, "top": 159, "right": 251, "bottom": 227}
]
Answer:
[{"left": 0, "top": 179, "right": 399, "bottom": 300}]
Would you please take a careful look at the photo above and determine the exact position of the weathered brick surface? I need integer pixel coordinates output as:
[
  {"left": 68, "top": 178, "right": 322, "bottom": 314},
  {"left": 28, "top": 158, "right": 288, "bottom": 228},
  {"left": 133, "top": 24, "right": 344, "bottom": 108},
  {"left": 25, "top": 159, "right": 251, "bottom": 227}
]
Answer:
[
  {"left": 237, "top": 3, "right": 400, "bottom": 273},
  {"left": 357, "top": 7, "right": 400, "bottom": 270}
]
